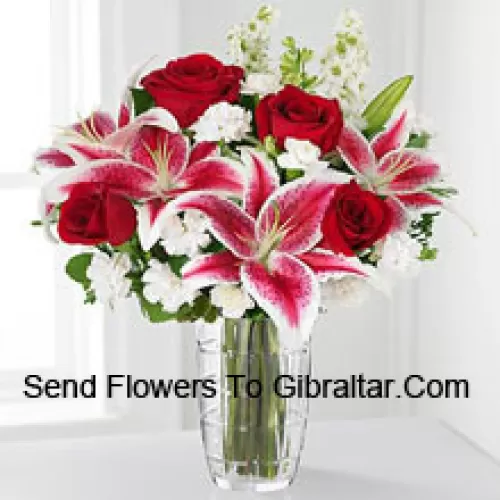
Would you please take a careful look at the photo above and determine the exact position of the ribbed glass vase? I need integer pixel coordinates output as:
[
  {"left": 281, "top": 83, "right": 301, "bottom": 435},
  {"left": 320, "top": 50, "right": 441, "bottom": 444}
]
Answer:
[{"left": 196, "top": 318, "right": 310, "bottom": 492}]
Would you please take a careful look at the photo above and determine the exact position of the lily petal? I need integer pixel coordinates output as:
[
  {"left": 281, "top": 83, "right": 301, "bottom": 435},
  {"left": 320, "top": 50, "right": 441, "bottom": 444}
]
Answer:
[
  {"left": 378, "top": 150, "right": 441, "bottom": 193},
  {"left": 256, "top": 178, "right": 335, "bottom": 255},
  {"left": 42, "top": 159, "right": 156, "bottom": 204},
  {"left": 65, "top": 143, "right": 124, "bottom": 162},
  {"left": 119, "top": 55, "right": 157, "bottom": 127},
  {"left": 298, "top": 249, "right": 368, "bottom": 281},
  {"left": 175, "top": 158, "right": 244, "bottom": 197},
  {"left": 188, "top": 142, "right": 218, "bottom": 165},
  {"left": 103, "top": 107, "right": 179, "bottom": 152},
  {"left": 34, "top": 147, "right": 77, "bottom": 169},
  {"left": 130, "top": 128, "right": 189, "bottom": 177},
  {"left": 242, "top": 149, "right": 279, "bottom": 218},
  {"left": 396, "top": 192, "right": 442, "bottom": 209},
  {"left": 137, "top": 198, "right": 167, "bottom": 251},
  {"left": 371, "top": 111, "right": 408, "bottom": 159},
  {"left": 73, "top": 112, "right": 116, "bottom": 140},
  {"left": 337, "top": 126, "right": 376, "bottom": 177},
  {"left": 182, "top": 251, "right": 242, "bottom": 288},
  {"left": 241, "top": 252, "right": 320, "bottom": 338},
  {"left": 173, "top": 193, "right": 255, "bottom": 259}
]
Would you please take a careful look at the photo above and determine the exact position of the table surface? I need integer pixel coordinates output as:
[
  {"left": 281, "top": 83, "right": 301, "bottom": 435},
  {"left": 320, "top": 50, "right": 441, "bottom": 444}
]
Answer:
[{"left": 0, "top": 418, "right": 499, "bottom": 500}]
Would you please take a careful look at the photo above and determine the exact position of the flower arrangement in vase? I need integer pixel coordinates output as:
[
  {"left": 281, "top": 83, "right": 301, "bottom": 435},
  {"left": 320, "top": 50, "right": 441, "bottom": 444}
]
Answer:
[{"left": 32, "top": 6, "right": 462, "bottom": 492}]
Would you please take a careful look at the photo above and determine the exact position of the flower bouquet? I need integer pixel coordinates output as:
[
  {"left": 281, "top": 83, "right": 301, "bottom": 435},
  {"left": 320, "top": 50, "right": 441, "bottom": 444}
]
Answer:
[{"left": 33, "top": 6, "right": 460, "bottom": 492}]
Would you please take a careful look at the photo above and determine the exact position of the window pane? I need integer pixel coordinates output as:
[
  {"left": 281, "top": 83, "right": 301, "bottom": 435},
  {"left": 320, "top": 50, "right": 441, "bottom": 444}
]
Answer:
[
  {"left": 0, "top": 2, "right": 51, "bottom": 173},
  {"left": 0, "top": 189, "right": 56, "bottom": 369}
]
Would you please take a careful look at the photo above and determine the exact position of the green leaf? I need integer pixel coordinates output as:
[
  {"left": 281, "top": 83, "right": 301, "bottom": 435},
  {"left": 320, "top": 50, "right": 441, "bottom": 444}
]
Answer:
[
  {"left": 131, "top": 88, "right": 155, "bottom": 116},
  {"left": 167, "top": 255, "right": 189, "bottom": 278},
  {"left": 407, "top": 132, "right": 431, "bottom": 149},
  {"left": 138, "top": 293, "right": 177, "bottom": 323},
  {"left": 66, "top": 253, "right": 93, "bottom": 290},
  {"left": 362, "top": 75, "right": 414, "bottom": 137}
]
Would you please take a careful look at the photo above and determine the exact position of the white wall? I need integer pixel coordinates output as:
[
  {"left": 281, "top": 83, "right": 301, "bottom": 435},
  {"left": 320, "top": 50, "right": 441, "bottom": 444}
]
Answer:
[{"left": 415, "top": 0, "right": 500, "bottom": 461}]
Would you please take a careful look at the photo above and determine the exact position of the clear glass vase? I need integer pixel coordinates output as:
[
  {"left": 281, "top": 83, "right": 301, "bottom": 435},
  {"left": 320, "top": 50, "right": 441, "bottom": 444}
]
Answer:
[{"left": 196, "top": 318, "right": 310, "bottom": 492}]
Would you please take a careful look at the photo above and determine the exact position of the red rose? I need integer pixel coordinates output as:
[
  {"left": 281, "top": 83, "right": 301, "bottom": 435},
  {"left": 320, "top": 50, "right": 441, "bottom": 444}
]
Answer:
[
  {"left": 321, "top": 181, "right": 393, "bottom": 256},
  {"left": 58, "top": 183, "right": 137, "bottom": 246},
  {"left": 141, "top": 53, "right": 244, "bottom": 128},
  {"left": 255, "top": 84, "right": 344, "bottom": 154}
]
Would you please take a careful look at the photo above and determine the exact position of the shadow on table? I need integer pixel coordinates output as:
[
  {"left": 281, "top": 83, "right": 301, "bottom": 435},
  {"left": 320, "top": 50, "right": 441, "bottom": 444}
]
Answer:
[{"left": 206, "top": 467, "right": 465, "bottom": 500}]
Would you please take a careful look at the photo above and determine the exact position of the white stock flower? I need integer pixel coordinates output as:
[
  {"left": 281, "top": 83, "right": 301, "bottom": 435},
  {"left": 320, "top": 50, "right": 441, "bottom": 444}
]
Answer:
[
  {"left": 227, "top": 5, "right": 278, "bottom": 73},
  {"left": 320, "top": 8, "right": 370, "bottom": 119},
  {"left": 277, "top": 138, "right": 329, "bottom": 175},
  {"left": 191, "top": 102, "right": 252, "bottom": 143},
  {"left": 379, "top": 232, "right": 422, "bottom": 277},
  {"left": 160, "top": 210, "right": 210, "bottom": 258},
  {"left": 321, "top": 276, "right": 369, "bottom": 307},
  {"left": 87, "top": 253, "right": 132, "bottom": 307},
  {"left": 241, "top": 73, "right": 281, "bottom": 95},
  {"left": 142, "top": 260, "right": 198, "bottom": 313},
  {"left": 210, "top": 284, "right": 255, "bottom": 319}
]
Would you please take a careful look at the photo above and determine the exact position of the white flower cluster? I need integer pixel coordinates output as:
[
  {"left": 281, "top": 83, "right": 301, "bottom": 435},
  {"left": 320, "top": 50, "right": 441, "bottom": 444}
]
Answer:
[
  {"left": 211, "top": 284, "right": 255, "bottom": 319},
  {"left": 379, "top": 232, "right": 422, "bottom": 278},
  {"left": 160, "top": 210, "right": 210, "bottom": 258},
  {"left": 241, "top": 72, "right": 281, "bottom": 96},
  {"left": 277, "top": 138, "right": 329, "bottom": 175},
  {"left": 320, "top": 9, "right": 370, "bottom": 123},
  {"left": 192, "top": 102, "right": 252, "bottom": 143},
  {"left": 321, "top": 276, "right": 369, "bottom": 307},
  {"left": 227, "top": 5, "right": 278, "bottom": 73},
  {"left": 142, "top": 260, "right": 198, "bottom": 313},
  {"left": 87, "top": 253, "right": 132, "bottom": 308}
]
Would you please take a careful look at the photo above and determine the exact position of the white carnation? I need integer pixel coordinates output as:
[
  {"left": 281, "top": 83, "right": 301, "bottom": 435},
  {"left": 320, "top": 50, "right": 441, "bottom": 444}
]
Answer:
[
  {"left": 379, "top": 232, "right": 422, "bottom": 277},
  {"left": 87, "top": 253, "right": 132, "bottom": 307},
  {"left": 277, "top": 138, "right": 329, "bottom": 175},
  {"left": 142, "top": 260, "right": 198, "bottom": 313},
  {"left": 210, "top": 284, "right": 255, "bottom": 319},
  {"left": 191, "top": 102, "right": 252, "bottom": 143},
  {"left": 241, "top": 73, "right": 281, "bottom": 95},
  {"left": 321, "top": 276, "right": 369, "bottom": 308},
  {"left": 160, "top": 210, "right": 210, "bottom": 258}
]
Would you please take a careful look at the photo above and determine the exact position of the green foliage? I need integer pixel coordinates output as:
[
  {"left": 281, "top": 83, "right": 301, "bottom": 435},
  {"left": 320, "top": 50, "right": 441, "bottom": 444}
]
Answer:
[
  {"left": 409, "top": 212, "right": 440, "bottom": 261},
  {"left": 131, "top": 88, "right": 155, "bottom": 117},
  {"left": 138, "top": 291, "right": 178, "bottom": 323},
  {"left": 65, "top": 253, "right": 93, "bottom": 290},
  {"left": 427, "top": 186, "right": 459, "bottom": 199},
  {"left": 263, "top": 135, "right": 280, "bottom": 158},
  {"left": 280, "top": 37, "right": 318, "bottom": 90},
  {"left": 407, "top": 132, "right": 431, "bottom": 149},
  {"left": 363, "top": 75, "right": 414, "bottom": 137}
]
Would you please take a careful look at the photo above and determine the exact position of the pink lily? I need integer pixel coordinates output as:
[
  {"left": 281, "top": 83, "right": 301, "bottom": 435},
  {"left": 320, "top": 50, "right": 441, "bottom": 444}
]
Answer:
[
  {"left": 34, "top": 107, "right": 179, "bottom": 169},
  {"left": 338, "top": 112, "right": 443, "bottom": 209},
  {"left": 175, "top": 150, "right": 368, "bottom": 336},
  {"left": 42, "top": 126, "right": 244, "bottom": 249}
]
